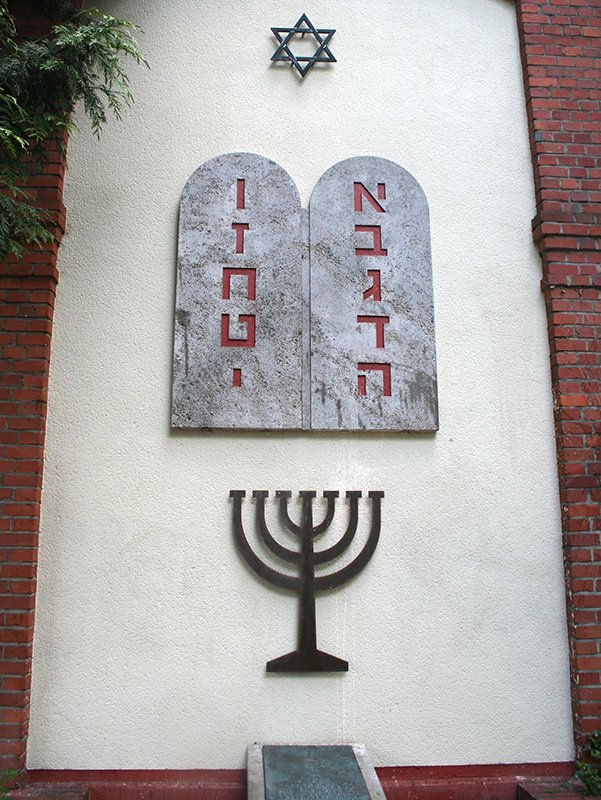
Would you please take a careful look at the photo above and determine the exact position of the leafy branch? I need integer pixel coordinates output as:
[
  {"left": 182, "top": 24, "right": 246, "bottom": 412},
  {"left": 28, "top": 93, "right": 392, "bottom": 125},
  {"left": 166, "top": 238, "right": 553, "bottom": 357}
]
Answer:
[
  {"left": 576, "top": 731, "right": 601, "bottom": 795},
  {"left": 0, "top": 0, "right": 148, "bottom": 260}
]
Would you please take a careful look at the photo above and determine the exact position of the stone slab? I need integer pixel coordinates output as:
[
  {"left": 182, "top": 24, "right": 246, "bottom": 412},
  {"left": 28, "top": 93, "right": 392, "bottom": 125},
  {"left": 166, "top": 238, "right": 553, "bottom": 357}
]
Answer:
[
  {"left": 247, "top": 744, "right": 386, "bottom": 800},
  {"left": 172, "top": 153, "right": 303, "bottom": 429},
  {"left": 309, "top": 157, "right": 438, "bottom": 431}
]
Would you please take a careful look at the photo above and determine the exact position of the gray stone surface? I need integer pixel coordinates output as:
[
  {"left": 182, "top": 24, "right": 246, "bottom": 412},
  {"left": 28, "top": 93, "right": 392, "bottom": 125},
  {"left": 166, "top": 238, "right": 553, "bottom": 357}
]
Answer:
[
  {"left": 247, "top": 744, "right": 386, "bottom": 800},
  {"left": 248, "top": 744, "right": 267, "bottom": 800},
  {"left": 263, "top": 746, "right": 370, "bottom": 800},
  {"left": 309, "top": 157, "right": 438, "bottom": 431},
  {"left": 172, "top": 153, "right": 303, "bottom": 429}
]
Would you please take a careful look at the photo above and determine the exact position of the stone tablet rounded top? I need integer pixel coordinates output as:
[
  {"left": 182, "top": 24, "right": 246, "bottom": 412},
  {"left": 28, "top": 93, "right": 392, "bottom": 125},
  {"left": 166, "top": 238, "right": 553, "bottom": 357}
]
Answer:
[
  {"left": 181, "top": 152, "right": 302, "bottom": 209},
  {"left": 310, "top": 156, "right": 430, "bottom": 220}
]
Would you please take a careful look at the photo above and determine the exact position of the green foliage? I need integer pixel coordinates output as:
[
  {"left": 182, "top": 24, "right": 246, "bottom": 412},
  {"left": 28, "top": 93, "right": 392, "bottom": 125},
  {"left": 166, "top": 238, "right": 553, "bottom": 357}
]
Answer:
[
  {"left": 0, "top": 0, "right": 147, "bottom": 260},
  {"left": 576, "top": 761, "right": 601, "bottom": 796},
  {"left": 0, "top": 194, "right": 53, "bottom": 257},
  {"left": 575, "top": 731, "right": 601, "bottom": 796},
  {"left": 587, "top": 731, "right": 601, "bottom": 763},
  {"left": 0, "top": 768, "right": 17, "bottom": 800}
]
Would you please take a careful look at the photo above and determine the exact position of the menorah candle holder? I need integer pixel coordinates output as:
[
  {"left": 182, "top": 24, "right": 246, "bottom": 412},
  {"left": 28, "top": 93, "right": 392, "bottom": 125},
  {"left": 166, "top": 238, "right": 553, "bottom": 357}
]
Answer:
[{"left": 230, "top": 489, "right": 384, "bottom": 672}]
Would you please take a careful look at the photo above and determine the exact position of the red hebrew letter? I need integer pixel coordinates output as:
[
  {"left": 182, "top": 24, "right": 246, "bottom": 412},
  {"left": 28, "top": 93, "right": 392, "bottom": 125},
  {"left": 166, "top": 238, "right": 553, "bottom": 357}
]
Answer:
[
  {"left": 232, "top": 223, "right": 250, "bottom": 254},
  {"left": 363, "top": 270, "right": 382, "bottom": 301},
  {"left": 222, "top": 268, "right": 257, "bottom": 301},
  {"left": 232, "top": 368, "right": 242, "bottom": 387},
  {"left": 221, "top": 314, "right": 256, "bottom": 348},
  {"left": 357, "top": 363, "right": 392, "bottom": 397},
  {"left": 354, "top": 182, "right": 386, "bottom": 213},
  {"left": 236, "top": 179, "right": 245, "bottom": 210},
  {"left": 355, "top": 226, "right": 388, "bottom": 257},
  {"left": 357, "top": 315, "right": 390, "bottom": 349}
]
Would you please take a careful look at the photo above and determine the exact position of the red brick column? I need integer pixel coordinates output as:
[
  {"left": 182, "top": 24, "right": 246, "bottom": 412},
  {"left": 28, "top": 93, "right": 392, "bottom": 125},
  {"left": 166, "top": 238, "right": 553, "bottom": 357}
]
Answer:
[
  {"left": 0, "top": 4, "right": 69, "bottom": 780},
  {"left": 516, "top": 0, "right": 601, "bottom": 755}
]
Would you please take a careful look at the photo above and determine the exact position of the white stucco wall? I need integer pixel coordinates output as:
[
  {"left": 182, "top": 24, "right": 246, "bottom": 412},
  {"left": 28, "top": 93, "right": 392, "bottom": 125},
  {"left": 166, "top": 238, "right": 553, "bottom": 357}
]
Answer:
[{"left": 28, "top": 0, "right": 574, "bottom": 770}]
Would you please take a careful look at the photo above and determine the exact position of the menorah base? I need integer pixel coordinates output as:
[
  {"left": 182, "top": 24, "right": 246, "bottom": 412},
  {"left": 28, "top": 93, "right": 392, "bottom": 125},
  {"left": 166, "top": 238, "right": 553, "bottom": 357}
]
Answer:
[{"left": 266, "top": 648, "right": 349, "bottom": 673}]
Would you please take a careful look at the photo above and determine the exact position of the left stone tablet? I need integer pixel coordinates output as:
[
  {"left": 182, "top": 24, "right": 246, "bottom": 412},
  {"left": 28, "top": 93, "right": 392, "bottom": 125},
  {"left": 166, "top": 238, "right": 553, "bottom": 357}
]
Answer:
[{"left": 171, "top": 153, "right": 303, "bottom": 430}]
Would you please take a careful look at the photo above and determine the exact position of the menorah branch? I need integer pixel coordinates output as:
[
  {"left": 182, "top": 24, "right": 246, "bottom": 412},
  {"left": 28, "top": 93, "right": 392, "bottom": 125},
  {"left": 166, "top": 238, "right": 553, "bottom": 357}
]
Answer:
[
  {"left": 275, "top": 490, "right": 303, "bottom": 537},
  {"left": 312, "top": 490, "right": 340, "bottom": 537},
  {"left": 230, "top": 490, "right": 300, "bottom": 592},
  {"left": 314, "top": 490, "right": 383, "bottom": 591},
  {"left": 253, "top": 490, "right": 300, "bottom": 565},
  {"left": 314, "top": 490, "right": 361, "bottom": 565}
]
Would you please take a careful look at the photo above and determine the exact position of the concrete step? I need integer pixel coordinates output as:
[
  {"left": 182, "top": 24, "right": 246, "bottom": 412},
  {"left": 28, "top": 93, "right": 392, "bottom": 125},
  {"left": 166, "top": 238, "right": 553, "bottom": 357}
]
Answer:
[
  {"left": 518, "top": 779, "right": 590, "bottom": 800},
  {"left": 11, "top": 786, "right": 89, "bottom": 800}
]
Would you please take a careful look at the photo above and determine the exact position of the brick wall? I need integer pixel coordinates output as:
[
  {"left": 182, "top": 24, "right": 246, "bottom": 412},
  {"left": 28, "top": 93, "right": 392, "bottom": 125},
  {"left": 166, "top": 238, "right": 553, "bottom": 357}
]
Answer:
[
  {"left": 0, "top": 2, "right": 69, "bottom": 779},
  {"left": 516, "top": 0, "right": 601, "bottom": 754}
]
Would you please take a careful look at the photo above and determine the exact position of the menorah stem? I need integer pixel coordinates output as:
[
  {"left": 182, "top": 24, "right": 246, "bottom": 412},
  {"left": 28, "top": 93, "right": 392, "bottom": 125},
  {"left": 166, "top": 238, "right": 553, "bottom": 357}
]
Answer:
[
  {"left": 298, "top": 494, "right": 317, "bottom": 654},
  {"left": 267, "top": 492, "right": 348, "bottom": 672}
]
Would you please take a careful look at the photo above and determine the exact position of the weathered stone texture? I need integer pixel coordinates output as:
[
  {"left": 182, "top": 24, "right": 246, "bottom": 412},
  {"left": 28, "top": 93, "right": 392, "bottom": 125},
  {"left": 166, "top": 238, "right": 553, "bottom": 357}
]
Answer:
[
  {"left": 309, "top": 156, "right": 438, "bottom": 431},
  {"left": 172, "top": 153, "right": 303, "bottom": 429}
]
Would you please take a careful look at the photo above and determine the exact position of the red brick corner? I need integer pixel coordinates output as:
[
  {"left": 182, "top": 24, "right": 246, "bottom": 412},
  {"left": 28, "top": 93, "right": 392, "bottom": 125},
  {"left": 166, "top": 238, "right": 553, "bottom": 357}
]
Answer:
[
  {"left": 516, "top": 0, "right": 601, "bottom": 755},
  {"left": 0, "top": 1, "right": 73, "bottom": 782}
]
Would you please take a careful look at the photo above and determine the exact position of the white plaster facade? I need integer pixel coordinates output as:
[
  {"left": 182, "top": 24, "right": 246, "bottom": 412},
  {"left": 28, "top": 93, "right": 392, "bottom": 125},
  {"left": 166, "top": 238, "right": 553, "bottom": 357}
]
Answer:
[{"left": 28, "top": 0, "right": 574, "bottom": 769}]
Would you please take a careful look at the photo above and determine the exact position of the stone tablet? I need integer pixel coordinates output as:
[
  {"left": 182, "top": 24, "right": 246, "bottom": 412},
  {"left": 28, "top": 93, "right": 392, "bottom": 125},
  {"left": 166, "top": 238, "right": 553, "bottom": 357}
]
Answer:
[
  {"left": 309, "top": 157, "right": 438, "bottom": 431},
  {"left": 247, "top": 744, "right": 386, "bottom": 800},
  {"left": 172, "top": 153, "right": 303, "bottom": 429}
]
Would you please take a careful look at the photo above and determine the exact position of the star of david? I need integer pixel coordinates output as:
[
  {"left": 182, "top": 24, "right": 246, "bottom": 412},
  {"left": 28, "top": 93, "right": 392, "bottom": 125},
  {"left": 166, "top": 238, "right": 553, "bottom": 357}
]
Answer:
[{"left": 271, "top": 14, "right": 336, "bottom": 78}]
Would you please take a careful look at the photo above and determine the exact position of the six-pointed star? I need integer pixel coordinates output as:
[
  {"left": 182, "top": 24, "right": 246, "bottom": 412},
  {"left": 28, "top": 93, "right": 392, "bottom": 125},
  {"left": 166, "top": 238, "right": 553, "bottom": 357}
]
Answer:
[{"left": 271, "top": 13, "right": 336, "bottom": 78}]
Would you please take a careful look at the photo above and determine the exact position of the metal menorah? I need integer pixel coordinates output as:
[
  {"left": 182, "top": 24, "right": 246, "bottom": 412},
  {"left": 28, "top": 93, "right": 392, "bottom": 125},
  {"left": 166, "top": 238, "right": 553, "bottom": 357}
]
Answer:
[{"left": 230, "top": 489, "right": 384, "bottom": 672}]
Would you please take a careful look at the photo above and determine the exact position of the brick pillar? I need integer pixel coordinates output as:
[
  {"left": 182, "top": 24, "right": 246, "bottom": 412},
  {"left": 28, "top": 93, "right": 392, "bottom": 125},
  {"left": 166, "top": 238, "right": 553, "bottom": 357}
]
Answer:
[
  {"left": 0, "top": 3, "right": 69, "bottom": 781},
  {"left": 516, "top": 1, "right": 601, "bottom": 755}
]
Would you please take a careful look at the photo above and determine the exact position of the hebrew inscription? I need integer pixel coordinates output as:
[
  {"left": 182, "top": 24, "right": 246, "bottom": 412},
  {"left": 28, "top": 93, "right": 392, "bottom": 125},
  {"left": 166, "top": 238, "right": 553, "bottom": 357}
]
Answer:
[
  {"left": 172, "top": 153, "right": 303, "bottom": 429},
  {"left": 310, "top": 157, "right": 438, "bottom": 431},
  {"left": 171, "top": 154, "right": 438, "bottom": 431}
]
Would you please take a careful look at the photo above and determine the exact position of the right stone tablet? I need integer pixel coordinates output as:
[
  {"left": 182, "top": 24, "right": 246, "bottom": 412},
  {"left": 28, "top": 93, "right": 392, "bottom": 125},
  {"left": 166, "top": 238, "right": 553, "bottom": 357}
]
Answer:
[{"left": 309, "top": 156, "right": 438, "bottom": 431}]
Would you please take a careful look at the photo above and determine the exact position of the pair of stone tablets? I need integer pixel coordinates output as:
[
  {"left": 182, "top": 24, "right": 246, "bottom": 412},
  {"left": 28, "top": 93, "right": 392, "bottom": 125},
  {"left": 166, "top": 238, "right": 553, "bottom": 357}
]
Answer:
[{"left": 172, "top": 153, "right": 437, "bottom": 432}]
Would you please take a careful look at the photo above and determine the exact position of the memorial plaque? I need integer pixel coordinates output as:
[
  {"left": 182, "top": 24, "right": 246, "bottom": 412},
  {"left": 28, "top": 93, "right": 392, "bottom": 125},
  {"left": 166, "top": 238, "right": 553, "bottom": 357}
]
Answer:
[
  {"left": 309, "top": 157, "right": 438, "bottom": 431},
  {"left": 247, "top": 744, "right": 386, "bottom": 800},
  {"left": 172, "top": 153, "right": 303, "bottom": 429}
]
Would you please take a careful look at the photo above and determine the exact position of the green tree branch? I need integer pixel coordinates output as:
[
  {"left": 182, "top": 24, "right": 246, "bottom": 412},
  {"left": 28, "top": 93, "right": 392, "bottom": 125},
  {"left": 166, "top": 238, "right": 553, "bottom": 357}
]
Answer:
[{"left": 0, "top": 0, "right": 147, "bottom": 259}]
